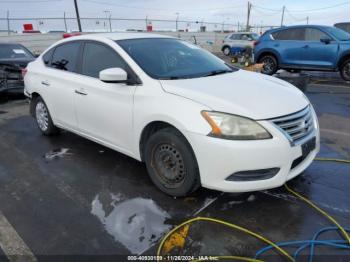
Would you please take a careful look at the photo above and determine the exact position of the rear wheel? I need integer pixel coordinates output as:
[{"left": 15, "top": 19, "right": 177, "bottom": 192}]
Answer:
[
  {"left": 340, "top": 58, "right": 350, "bottom": 81},
  {"left": 144, "top": 128, "right": 200, "bottom": 197},
  {"left": 259, "top": 54, "right": 278, "bottom": 75},
  {"left": 223, "top": 46, "right": 231, "bottom": 56},
  {"left": 34, "top": 97, "right": 59, "bottom": 135}
]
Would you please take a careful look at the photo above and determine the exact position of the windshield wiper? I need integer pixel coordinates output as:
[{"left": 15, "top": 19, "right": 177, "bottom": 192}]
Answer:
[{"left": 203, "top": 69, "right": 232, "bottom": 77}]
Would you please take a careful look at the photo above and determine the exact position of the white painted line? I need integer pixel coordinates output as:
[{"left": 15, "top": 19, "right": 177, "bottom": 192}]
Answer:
[{"left": 0, "top": 211, "right": 37, "bottom": 262}]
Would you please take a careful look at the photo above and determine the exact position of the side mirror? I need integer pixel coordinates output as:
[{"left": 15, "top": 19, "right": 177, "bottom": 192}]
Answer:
[
  {"left": 320, "top": 38, "right": 331, "bottom": 44},
  {"left": 99, "top": 68, "right": 128, "bottom": 83}
]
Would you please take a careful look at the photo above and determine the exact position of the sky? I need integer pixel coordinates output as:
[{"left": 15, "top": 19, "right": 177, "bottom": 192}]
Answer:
[{"left": 0, "top": 0, "right": 349, "bottom": 32}]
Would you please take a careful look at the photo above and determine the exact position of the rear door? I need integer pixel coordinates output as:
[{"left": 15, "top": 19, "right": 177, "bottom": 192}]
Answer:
[
  {"left": 73, "top": 41, "right": 136, "bottom": 153},
  {"left": 301, "top": 28, "right": 339, "bottom": 68},
  {"left": 271, "top": 28, "right": 306, "bottom": 66},
  {"left": 42, "top": 41, "right": 82, "bottom": 130}
]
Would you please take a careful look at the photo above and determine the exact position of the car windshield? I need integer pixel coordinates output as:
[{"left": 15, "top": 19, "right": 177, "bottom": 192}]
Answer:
[
  {"left": 323, "top": 27, "right": 350, "bottom": 41},
  {"left": 117, "top": 38, "right": 235, "bottom": 80},
  {"left": 0, "top": 44, "right": 34, "bottom": 59}
]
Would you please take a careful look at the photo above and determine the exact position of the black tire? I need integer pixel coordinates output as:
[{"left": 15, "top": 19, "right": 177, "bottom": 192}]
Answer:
[
  {"left": 33, "top": 96, "right": 59, "bottom": 135},
  {"left": 222, "top": 46, "right": 231, "bottom": 56},
  {"left": 340, "top": 58, "right": 350, "bottom": 81},
  {"left": 144, "top": 127, "right": 200, "bottom": 197},
  {"left": 259, "top": 54, "right": 278, "bottom": 75}
]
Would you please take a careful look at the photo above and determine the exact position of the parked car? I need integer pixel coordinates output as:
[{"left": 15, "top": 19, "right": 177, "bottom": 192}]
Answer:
[
  {"left": 254, "top": 25, "right": 350, "bottom": 81},
  {"left": 335, "top": 22, "right": 350, "bottom": 33},
  {"left": 221, "top": 32, "right": 259, "bottom": 56},
  {"left": 24, "top": 33, "right": 320, "bottom": 196},
  {"left": 0, "top": 43, "right": 35, "bottom": 93}
]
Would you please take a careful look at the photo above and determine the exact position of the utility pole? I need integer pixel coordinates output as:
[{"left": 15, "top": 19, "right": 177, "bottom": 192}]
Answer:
[
  {"left": 175, "top": 12, "right": 179, "bottom": 32},
  {"left": 306, "top": 16, "right": 309, "bottom": 25},
  {"left": 6, "top": 10, "right": 10, "bottom": 35},
  {"left": 246, "top": 1, "right": 252, "bottom": 31},
  {"left": 73, "top": 0, "right": 82, "bottom": 32},
  {"left": 63, "top": 12, "right": 68, "bottom": 32},
  {"left": 281, "top": 6, "right": 285, "bottom": 27}
]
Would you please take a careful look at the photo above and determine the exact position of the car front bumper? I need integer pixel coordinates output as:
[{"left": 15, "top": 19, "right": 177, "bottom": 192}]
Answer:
[{"left": 185, "top": 111, "right": 320, "bottom": 193}]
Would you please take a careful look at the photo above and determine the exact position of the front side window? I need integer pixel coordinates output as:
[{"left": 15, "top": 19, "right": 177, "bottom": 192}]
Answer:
[
  {"left": 117, "top": 38, "right": 234, "bottom": 80},
  {"left": 51, "top": 42, "right": 80, "bottom": 72},
  {"left": 81, "top": 42, "right": 127, "bottom": 78},
  {"left": 229, "top": 34, "right": 239, "bottom": 40},
  {"left": 305, "top": 28, "right": 329, "bottom": 41}
]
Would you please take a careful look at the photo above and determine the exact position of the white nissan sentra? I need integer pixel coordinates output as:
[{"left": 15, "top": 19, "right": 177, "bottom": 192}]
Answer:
[{"left": 24, "top": 33, "right": 320, "bottom": 196}]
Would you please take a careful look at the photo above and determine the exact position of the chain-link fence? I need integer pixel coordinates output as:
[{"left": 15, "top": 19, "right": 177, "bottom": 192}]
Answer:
[{"left": 0, "top": 16, "right": 279, "bottom": 34}]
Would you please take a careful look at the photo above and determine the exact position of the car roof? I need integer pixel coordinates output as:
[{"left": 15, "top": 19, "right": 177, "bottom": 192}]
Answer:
[
  {"left": 231, "top": 32, "right": 256, "bottom": 34},
  {"left": 66, "top": 32, "right": 174, "bottom": 41},
  {"left": 269, "top": 25, "right": 334, "bottom": 32}
]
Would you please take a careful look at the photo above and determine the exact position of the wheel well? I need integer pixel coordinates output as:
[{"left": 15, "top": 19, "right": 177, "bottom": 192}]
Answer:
[
  {"left": 338, "top": 54, "right": 350, "bottom": 68},
  {"left": 29, "top": 92, "right": 40, "bottom": 116},
  {"left": 257, "top": 52, "right": 278, "bottom": 63},
  {"left": 139, "top": 121, "right": 178, "bottom": 162}
]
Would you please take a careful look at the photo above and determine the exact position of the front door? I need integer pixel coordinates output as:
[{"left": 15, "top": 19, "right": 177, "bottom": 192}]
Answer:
[{"left": 74, "top": 41, "right": 136, "bottom": 154}]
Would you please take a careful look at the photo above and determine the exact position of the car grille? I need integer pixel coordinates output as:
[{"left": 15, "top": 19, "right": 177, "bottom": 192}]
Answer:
[{"left": 271, "top": 106, "right": 315, "bottom": 145}]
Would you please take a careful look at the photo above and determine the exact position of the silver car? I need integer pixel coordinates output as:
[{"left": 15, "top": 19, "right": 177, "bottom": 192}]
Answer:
[{"left": 221, "top": 32, "right": 259, "bottom": 56}]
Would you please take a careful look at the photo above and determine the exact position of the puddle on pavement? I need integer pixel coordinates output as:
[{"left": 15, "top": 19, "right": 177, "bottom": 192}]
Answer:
[
  {"left": 44, "top": 148, "right": 71, "bottom": 161},
  {"left": 91, "top": 193, "right": 171, "bottom": 254}
]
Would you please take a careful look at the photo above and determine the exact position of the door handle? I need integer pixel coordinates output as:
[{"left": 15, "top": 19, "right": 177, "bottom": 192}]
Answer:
[
  {"left": 41, "top": 80, "right": 50, "bottom": 86},
  {"left": 302, "top": 45, "right": 309, "bottom": 48},
  {"left": 75, "top": 89, "right": 88, "bottom": 96}
]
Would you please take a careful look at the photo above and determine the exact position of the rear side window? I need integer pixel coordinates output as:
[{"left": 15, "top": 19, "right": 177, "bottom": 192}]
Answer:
[
  {"left": 272, "top": 28, "right": 305, "bottom": 41},
  {"left": 305, "top": 28, "right": 329, "bottom": 41},
  {"left": 51, "top": 42, "right": 81, "bottom": 72},
  {"left": 81, "top": 42, "right": 128, "bottom": 78},
  {"left": 229, "top": 34, "right": 240, "bottom": 40}
]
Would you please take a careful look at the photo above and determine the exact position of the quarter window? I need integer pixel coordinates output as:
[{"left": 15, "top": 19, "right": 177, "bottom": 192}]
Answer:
[
  {"left": 51, "top": 42, "right": 80, "bottom": 72},
  {"left": 305, "top": 28, "right": 329, "bottom": 41},
  {"left": 81, "top": 42, "right": 127, "bottom": 78}
]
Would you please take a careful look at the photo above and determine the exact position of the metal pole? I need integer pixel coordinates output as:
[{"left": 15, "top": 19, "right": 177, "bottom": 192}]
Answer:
[
  {"left": 175, "top": 12, "right": 179, "bottom": 32},
  {"left": 145, "top": 15, "right": 148, "bottom": 31},
  {"left": 73, "top": 0, "right": 82, "bottom": 32},
  {"left": 306, "top": 16, "right": 309, "bottom": 25},
  {"left": 246, "top": 2, "right": 251, "bottom": 31},
  {"left": 109, "top": 14, "right": 112, "bottom": 32},
  {"left": 63, "top": 12, "right": 68, "bottom": 32},
  {"left": 281, "top": 6, "right": 285, "bottom": 27},
  {"left": 7, "top": 10, "right": 10, "bottom": 35}
]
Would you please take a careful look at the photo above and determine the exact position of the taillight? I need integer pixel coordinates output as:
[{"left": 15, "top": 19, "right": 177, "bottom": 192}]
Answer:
[
  {"left": 253, "top": 40, "right": 260, "bottom": 47},
  {"left": 21, "top": 68, "right": 28, "bottom": 78}
]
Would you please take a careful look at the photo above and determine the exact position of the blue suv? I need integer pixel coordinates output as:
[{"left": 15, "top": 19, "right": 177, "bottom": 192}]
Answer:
[{"left": 254, "top": 25, "right": 350, "bottom": 81}]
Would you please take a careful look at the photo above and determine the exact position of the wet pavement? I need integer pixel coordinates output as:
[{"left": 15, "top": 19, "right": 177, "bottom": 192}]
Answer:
[{"left": 0, "top": 83, "right": 349, "bottom": 261}]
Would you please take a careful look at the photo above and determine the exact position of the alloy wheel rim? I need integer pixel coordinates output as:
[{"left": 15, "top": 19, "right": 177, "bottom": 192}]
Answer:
[
  {"left": 344, "top": 62, "right": 350, "bottom": 79},
  {"left": 152, "top": 143, "right": 186, "bottom": 188},
  {"left": 224, "top": 48, "right": 230, "bottom": 55},
  {"left": 36, "top": 102, "right": 49, "bottom": 131},
  {"left": 262, "top": 57, "right": 275, "bottom": 74}
]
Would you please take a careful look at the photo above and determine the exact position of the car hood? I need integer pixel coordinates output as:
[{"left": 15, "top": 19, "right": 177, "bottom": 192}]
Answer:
[
  {"left": 0, "top": 57, "right": 35, "bottom": 68},
  {"left": 160, "top": 70, "right": 309, "bottom": 120}
]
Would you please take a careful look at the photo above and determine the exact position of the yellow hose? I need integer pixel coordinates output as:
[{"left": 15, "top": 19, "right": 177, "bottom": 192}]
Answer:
[
  {"left": 157, "top": 158, "right": 350, "bottom": 261},
  {"left": 157, "top": 217, "right": 294, "bottom": 262},
  {"left": 284, "top": 183, "right": 350, "bottom": 245}
]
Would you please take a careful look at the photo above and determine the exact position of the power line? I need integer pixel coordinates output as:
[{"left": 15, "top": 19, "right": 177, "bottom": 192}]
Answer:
[
  {"left": 287, "top": 0, "right": 350, "bottom": 13},
  {"left": 0, "top": 0, "right": 62, "bottom": 3},
  {"left": 81, "top": 0, "right": 245, "bottom": 12}
]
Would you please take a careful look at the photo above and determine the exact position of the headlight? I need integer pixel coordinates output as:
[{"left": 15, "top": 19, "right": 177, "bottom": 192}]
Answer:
[{"left": 201, "top": 111, "right": 272, "bottom": 140}]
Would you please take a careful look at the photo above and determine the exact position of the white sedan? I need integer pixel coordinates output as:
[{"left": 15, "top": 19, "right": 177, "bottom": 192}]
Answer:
[{"left": 24, "top": 33, "right": 320, "bottom": 196}]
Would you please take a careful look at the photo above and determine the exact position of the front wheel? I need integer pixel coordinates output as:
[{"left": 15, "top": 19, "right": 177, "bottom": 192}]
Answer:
[
  {"left": 259, "top": 55, "right": 278, "bottom": 75},
  {"left": 144, "top": 128, "right": 200, "bottom": 197},
  {"left": 340, "top": 59, "right": 350, "bottom": 81}
]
